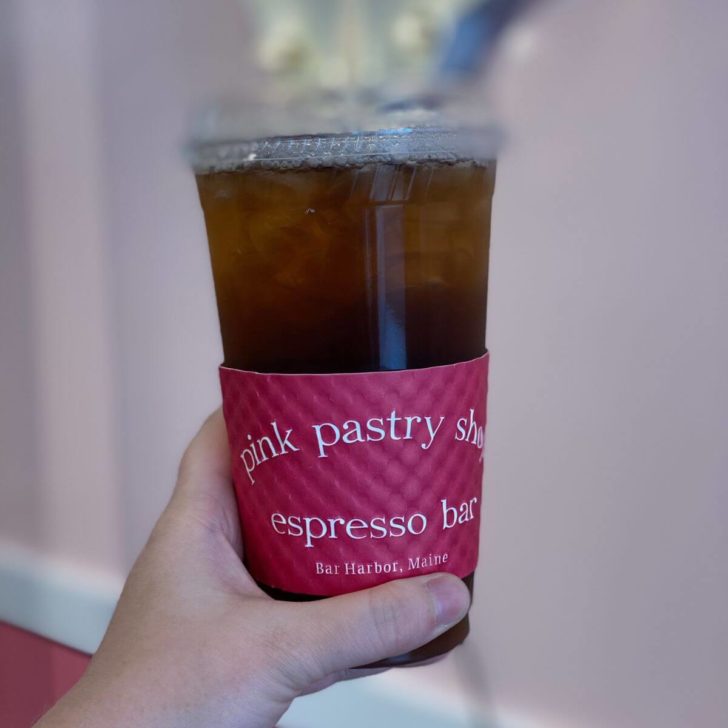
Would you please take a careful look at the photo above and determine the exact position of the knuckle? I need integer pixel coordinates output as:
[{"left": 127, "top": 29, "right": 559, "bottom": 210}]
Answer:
[
  {"left": 258, "top": 613, "right": 319, "bottom": 688},
  {"left": 261, "top": 623, "right": 294, "bottom": 665},
  {"left": 367, "top": 583, "right": 412, "bottom": 651},
  {"left": 177, "top": 445, "right": 196, "bottom": 483}
]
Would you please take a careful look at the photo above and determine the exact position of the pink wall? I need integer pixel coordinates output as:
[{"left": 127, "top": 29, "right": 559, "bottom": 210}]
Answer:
[{"left": 1, "top": 1, "right": 727, "bottom": 726}]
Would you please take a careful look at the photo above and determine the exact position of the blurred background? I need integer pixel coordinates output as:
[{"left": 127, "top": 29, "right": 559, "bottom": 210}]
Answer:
[{"left": 1, "top": 0, "right": 727, "bottom": 726}]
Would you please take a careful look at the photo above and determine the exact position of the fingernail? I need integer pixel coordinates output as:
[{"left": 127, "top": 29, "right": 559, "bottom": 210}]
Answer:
[{"left": 425, "top": 575, "right": 471, "bottom": 627}]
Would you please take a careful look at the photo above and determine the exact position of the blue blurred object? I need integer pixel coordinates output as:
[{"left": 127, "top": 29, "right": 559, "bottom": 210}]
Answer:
[{"left": 441, "top": 0, "right": 539, "bottom": 77}]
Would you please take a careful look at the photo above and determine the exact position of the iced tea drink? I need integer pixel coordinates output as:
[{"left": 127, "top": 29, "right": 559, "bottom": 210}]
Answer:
[{"left": 194, "top": 129, "right": 496, "bottom": 665}]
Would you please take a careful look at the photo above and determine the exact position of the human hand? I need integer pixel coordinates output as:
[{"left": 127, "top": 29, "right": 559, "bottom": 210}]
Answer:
[{"left": 36, "top": 410, "right": 471, "bottom": 728}]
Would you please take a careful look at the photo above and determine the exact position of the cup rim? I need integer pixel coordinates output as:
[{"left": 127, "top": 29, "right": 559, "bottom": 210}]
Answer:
[{"left": 186, "top": 124, "right": 502, "bottom": 173}]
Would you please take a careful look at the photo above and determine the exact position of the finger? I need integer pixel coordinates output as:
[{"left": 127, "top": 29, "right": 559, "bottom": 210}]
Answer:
[
  {"left": 175, "top": 408, "right": 231, "bottom": 497},
  {"left": 167, "top": 408, "right": 241, "bottom": 548},
  {"left": 288, "top": 573, "right": 471, "bottom": 679}
]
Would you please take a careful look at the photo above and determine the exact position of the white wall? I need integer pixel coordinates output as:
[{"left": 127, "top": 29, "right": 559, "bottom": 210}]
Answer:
[
  {"left": 0, "top": 0, "right": 40, "bottom": 551},
  {"left": 463, "top": 2, "right": 728, "bottom": 726},
  {"left": 92, "top": 0, "right": 260, "bottom": 565},
  {"left": 1, "top": 1, "right": 727, "bottom": 726}
]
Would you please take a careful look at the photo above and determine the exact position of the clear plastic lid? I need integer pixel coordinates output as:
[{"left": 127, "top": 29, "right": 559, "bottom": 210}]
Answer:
[
  {"left": 187, "top": 104, "right": 502, "bottom": 173},
  {"left": 187, "top": 0, "right": 505, "bottom": 173}
]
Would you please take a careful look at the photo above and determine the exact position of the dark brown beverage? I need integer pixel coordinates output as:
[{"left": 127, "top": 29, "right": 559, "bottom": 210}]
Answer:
[{"left": 194, "top": 130, "right": 496, "bottom": 666}]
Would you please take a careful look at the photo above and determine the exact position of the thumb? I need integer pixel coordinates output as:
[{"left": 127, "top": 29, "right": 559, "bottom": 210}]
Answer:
[{"left": 291, "top": 573, "right": 471, "bottom": 676}]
